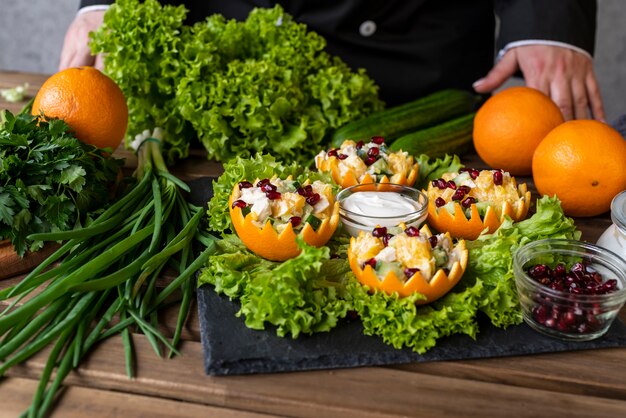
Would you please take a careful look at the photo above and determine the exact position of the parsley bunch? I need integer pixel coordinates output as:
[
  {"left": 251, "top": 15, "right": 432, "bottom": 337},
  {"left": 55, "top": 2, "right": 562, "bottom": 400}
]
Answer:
[{"left": 0, "top": 111, "right": 123, "bottom": 256}]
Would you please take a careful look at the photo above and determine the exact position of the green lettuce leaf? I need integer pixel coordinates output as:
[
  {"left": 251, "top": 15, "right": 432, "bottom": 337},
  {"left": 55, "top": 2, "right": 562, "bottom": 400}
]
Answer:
[
  {"left": 415, "top": 154, "right": 464, "bottom": 190},
  {"left": 198, "top": 235, "right": 352, "bottom": 338},
  {"left": 465, "top": 195, "right": 581, "bottom": 327}
]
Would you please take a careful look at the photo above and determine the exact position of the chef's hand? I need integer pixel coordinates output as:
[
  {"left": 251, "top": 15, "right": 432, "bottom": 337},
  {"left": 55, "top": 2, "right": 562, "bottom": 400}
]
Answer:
[
  {"left": 59, "top": 11, "right": 105, "bottom": 71},
  {"left": 473, "top": 44, "right": 605, "bottom": 122}
]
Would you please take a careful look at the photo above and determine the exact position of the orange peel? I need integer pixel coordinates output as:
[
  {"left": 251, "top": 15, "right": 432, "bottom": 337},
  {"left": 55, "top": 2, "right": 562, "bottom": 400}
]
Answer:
[
  {"left": 228, "top": 183, "right": 340, "bottom": 261},
  {"left": 347, "top": 225, "right": 468, "bottom": 304},
  {"left": 315, "top": 154, "right": 418, "bottom": 190},
  {"left": 426, "top": 183, "right": 531, "bottom": 240}
]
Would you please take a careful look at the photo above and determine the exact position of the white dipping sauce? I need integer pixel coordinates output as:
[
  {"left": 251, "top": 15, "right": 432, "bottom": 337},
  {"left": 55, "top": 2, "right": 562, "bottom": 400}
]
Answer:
[{"left": 340, "top": 191, "right": 426, "bottom": 236}]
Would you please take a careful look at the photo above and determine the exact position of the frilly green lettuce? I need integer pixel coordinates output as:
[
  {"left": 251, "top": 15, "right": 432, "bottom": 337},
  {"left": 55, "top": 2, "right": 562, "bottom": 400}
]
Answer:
[
  {"left": 91, "top": 0, "right": 383, "bottom": 164},
  {"left": 198, "top": 235, "right": 352, "bottom": 338}
]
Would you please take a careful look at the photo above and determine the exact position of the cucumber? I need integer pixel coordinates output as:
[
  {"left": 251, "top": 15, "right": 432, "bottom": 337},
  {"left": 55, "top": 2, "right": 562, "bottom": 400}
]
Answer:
[
  {"left": 389, "top": 112, "right": 475, "bottom": 158},
  {"left": 331, "top": 89, "right": 479, "bottom": 148}
]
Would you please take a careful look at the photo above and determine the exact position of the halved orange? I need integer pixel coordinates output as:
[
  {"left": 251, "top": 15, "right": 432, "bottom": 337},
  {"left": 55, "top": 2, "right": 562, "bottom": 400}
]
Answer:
[
  {"left": 347, "top": 225, "right": 468, "bottom": 304},
  {"left": 228, "top": 182, "right": 340, "bottom": 261},
  {"left": 316, "top": 157, "right": 419, "bottom": 189},
  {"left": 426, "top": 183, "right": 531, "bottom": 240}
]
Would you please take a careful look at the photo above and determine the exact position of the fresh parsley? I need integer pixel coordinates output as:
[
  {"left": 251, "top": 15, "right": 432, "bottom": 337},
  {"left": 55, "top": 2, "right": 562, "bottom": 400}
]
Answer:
[{"left": 0, "top": 111, "right": 124, "bottom": 256}]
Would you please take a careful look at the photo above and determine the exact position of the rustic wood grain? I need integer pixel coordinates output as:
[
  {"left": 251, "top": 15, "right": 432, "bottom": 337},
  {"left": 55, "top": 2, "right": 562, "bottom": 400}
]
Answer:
[
  {"left": 5, "top": 334, "right": 626, "bottom": 418},
  {"left": 0, "top": 377, "right": 276, "bottom": 418}
]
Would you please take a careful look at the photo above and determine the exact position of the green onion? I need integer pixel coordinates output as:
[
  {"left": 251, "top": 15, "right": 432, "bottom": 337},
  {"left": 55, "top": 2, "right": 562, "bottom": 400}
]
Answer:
[{"left": 0, "top": 128, "right": 218, "bottom": 416}]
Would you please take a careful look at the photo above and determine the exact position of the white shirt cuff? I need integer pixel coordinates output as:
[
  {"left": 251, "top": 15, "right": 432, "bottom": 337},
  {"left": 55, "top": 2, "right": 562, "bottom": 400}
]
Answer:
[
  {"left": 77, "top": 5, "right": 110, "bottom": 16},
  {"left": 497, "top": 40, "right": 593, "bottom": 61}
]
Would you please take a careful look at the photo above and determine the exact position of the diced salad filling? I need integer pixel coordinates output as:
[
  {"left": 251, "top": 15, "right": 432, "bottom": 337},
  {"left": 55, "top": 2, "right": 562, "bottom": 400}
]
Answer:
[
  {"left": 427, "top": 168, "right": 525, "bottom": 219},
  {"left": 231, "top": 177, "right": 334, "bottom": 233},
  {"left": 351, "top": 225, "right": 463, "bottom": 282},
  {"left": 315, "top": 137, "right": 415, "bottom": 183}
]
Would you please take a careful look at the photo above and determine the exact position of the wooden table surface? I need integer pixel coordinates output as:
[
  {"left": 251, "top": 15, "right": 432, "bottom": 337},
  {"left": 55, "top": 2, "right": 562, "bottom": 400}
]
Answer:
[{"left": 1, "top": 71, "right": 625, "bottom": 418}]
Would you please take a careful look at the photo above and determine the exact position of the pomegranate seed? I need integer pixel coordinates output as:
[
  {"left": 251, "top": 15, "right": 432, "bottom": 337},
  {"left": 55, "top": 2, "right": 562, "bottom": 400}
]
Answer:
[
  {"left": 327, "top": 149, "right": 338, "bottom": 157},
  {"left": 459, "top": 168, "right": 469, "bottom": 173},
  {"left": 470, "top": 169, "right": 480, "bottom": 179},
  {"left": 428, "top": 236, "right": 438, "bottom": 248},
  {"left": 458, "top": 185, "right": 471, "bottom": 194},
  {"left": 553, "top": 264, "right": 566, "bottom": 277},
  {"left": 356, "top": 140, "right": 364, "bottom": 149},
  {"left": 404, "top": 226, "right": 420, "bottom": 237},
  {"left": 528, "top": 264, "right": 548, "bottom": 278},
  {"left": 289, "top": 216, "right": 302, "bottom": 227},
  {"left": 306, "top": 193, "right": 321, "bottom": 206},
  {"left": 382, "top": 234, "right": 393, "bottom": 247},
  {"left": 461, "top": 197, "right": 476, "bottom": 208},
  {"left": 452, "top": 189, "right": 466, "bottom": 201},
  {"left": 446, "top": 180, "right": 457, "bottom": 190},
  {"left": 371, "top": 136, "right": 385, "bottom": 145},
  {"left": 337, "top": 153, "right": 348, "bottom": 160},
  {"left": 435, "top": 179, "right": 447, "bottom": 189},
  {"left": 296, "top": 187, "right": 306, "bottom": 196},
  {"left": 435, "top": 197, "right": 446, "bottom": 207},
  {"left": 266, "top": 191, "right": 282, "bottom": 200},
  {"left": 364, "top": 156, "right": 377, "bottom": 166},
  {"left": 261, "top": 182, "right": 277, "bottom": 193},
  {"left": 256, "top": 178, "right": 270, "bottom": 187},
  {"left": 232, "top": 199, "right": 247, "bottom": 209},
  {"left": 372, "top": 227, "right": 388, "bottom": 238},
  {"left": 363, "top": 258, "right": 377, "bottom": 269},
  {"left": 238, "top": 181, "right": 253, "bottom": 189},
  {"left": 367, "top": 147, "right": 380, "bottom": 158},
  {"left": 404, "top": 268, "right": 420, "bottom": 278},
  {"left": 493, "top": 170, "right": 503, "bottom": 185},
  {"left": 571, "top": 262, "right": 586, "bottom": 274}
]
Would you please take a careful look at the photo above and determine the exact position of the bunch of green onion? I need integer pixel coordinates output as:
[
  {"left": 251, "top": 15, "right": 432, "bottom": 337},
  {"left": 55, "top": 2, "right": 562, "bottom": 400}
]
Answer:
[{"left": 0, "top": 128, "right": 216, "bottom": 417}]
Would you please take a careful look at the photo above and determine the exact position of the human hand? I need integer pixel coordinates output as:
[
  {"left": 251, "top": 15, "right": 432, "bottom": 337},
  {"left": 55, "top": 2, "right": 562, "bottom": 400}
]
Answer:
[
  {"left": 59, "top": 11, "right": 106, "bottom": 71},
  {"left": 473, "top": 45, "right": 605, "bottom": 121}
]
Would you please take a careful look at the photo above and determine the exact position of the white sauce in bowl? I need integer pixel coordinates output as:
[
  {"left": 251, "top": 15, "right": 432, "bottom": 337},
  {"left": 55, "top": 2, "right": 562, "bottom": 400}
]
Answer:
[{"left": 339, "top": 190, "right": 427, "bottom": 236}]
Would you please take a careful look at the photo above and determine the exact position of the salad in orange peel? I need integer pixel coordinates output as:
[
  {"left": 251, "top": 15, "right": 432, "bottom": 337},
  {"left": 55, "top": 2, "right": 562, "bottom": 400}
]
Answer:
[
  {"left": 348, "top": 223, "right": 468, "bottom": 304},
  {"left": 426, "top": 168, "right": 531, "bottom": 240},
  {"left": 229, "top": 176, "right": 339, "bottom": 261}
]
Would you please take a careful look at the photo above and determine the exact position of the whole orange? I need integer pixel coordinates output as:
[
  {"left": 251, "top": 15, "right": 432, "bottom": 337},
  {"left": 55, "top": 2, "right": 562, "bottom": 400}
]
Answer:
[
  {"left": 32, "top": 67, "right": 128, "bottom": 150},
  {"left": 532, "top": 120, "right": 626, "bottom": 217},
  {"left": 473, "top": 86, "right": 564, "bottom": 175}
]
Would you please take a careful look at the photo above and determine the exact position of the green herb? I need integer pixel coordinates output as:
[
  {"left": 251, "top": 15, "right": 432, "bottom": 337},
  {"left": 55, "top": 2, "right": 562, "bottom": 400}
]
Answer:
[
  {"left": 90, "top": 0, "right": 383, "bottom": 164},
  {"left": 198, "top": 235, "right": 352, "bottom": 338},
  {"left": 0, "top": 128, "right": 217, "bottom": 417},
  {"left": 415, "top": 153, "right": 464, "bottom": 190},
  {"left": 0, "top": 111, "right": 123, "bottom": 256}
]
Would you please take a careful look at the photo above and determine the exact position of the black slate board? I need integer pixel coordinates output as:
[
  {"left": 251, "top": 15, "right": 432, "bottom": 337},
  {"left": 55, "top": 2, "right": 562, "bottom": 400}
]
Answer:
[
  {"left": 197, "top": 285, "right": 626, "bottom": 376},
  {"left": 188, "top": 176, "right": 626, "bottom": 376}
]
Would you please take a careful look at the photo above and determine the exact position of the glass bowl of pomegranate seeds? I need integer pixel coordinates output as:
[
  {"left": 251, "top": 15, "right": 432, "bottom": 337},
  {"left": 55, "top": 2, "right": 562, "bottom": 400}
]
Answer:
[
  {"left": 514, "top": 239, "right": 626, "bottom": 341},
  {"left": 336, "top": 183, "right": 428, "bottom": 237}
]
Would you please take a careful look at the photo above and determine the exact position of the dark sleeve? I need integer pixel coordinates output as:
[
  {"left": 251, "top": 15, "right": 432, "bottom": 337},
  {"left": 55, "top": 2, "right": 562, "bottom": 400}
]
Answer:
[
  {"left": 79, "top": 0, "right": 114, "bottom": 7},
  {"left": 495, "top": 0, "right": 597, "bottom": 56}
]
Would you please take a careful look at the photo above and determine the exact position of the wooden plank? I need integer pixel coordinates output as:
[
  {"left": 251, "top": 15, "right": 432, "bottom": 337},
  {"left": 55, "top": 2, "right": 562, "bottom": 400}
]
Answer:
[
  {"left": 0, "top": 377, "right": 275, "bottom": 418},
  {"left": 394, "top": 346, "right": 626, "bottom": 400},
  {"left": 6, "top": 334, "right": 626, "bottom": 418}
]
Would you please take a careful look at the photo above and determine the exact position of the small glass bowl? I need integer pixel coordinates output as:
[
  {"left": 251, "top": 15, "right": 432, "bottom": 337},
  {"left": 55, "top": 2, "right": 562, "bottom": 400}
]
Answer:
[
  {"left": 513, "top": 239, "right": 626, "bottom": 341},
  {"left": 336, "top": 183, "right": 428, "bottom": 237}
]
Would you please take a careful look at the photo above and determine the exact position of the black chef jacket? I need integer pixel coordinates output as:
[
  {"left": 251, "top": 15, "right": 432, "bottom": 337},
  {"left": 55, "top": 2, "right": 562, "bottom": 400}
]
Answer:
[{"left": 80, "top": 0, "right": 597, "bottom": 106}]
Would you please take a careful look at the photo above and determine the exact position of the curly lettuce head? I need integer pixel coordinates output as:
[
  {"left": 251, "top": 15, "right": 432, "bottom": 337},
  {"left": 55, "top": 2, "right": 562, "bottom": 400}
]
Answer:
[{"left": 92, "top": 1, "right": 383, "bottom": 165}]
